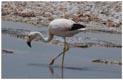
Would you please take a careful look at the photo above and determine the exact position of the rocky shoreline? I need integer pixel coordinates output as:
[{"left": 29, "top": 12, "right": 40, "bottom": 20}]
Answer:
[{"left": 2, "top": 1, "right": 122, "bottom": 32}]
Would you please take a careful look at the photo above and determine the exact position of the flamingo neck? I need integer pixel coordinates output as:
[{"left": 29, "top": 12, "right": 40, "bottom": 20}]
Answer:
[{"left": 36, "top": 32, "right": 53, "bottom": 43}]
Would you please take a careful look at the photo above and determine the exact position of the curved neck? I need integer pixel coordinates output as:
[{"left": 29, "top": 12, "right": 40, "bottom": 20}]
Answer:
[{"left": 36, "top": 32, "right": 54, "bottom": 43}]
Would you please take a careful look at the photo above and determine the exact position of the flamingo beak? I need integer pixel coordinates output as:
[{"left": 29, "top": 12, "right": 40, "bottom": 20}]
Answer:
[
  {"left": 27, "top": 41, "right": 31, "bottom": 48},
  {"left": 26, "top": 37, "right": 32, "bottom": 48}
]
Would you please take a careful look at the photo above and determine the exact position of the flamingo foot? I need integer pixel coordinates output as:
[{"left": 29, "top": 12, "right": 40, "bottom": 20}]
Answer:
[{"left": 49, "top": 59, "right": 55, "bottom": 65}]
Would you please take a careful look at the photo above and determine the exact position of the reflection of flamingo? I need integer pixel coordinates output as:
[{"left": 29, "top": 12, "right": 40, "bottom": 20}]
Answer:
[
  {"left": 49, "top": 65, "right": 64, "bottom": 78},
  {"left": 26, "top": 18, "right": 86, "bottom": 67}
]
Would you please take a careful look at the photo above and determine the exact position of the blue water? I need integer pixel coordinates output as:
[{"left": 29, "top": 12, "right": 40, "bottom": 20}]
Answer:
[{"left": 2, "top": 21, "right": 121, "bottom": 78}]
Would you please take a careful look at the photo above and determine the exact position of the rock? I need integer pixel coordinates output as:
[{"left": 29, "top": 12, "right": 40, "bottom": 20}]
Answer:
[
  {"left": 92, "top": 59, "right": 122, "bottom": 65},
  {"left": 16, "top": 9, "right": 35, "bottom": 17},
  {"left": 2, "top": 49, "right": 14, "bottom": 54}
]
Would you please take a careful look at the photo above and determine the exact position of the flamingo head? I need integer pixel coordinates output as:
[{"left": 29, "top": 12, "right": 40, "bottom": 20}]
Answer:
[{"left": 26, "top": 32, "right": 40, "bottom": 48}]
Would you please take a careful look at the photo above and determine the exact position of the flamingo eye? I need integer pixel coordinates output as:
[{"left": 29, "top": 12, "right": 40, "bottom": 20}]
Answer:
[{"left": 28, "top": 35, "right": 31, "bottom": 38}]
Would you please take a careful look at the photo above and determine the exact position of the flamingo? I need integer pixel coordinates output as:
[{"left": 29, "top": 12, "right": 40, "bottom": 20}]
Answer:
[{"left": 26, "top": 18, "right": 86, "bottom": 67}]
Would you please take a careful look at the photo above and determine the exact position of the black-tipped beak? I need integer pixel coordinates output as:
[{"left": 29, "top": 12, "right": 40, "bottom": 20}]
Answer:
[{"left": 27, "top": 42, "right": 31, "bottom": 48}]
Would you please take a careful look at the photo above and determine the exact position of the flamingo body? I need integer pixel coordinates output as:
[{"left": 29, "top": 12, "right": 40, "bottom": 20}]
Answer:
[
  {"left": 49, "top": 18, "right": 85, "bottom": 37},
  {"left": 26, "top": 18, "right": 86, "bottom": 66}
]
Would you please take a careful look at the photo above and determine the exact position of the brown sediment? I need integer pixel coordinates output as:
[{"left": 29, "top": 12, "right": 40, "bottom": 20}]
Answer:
[
  {"left": 2, "top": 49, "right": 14, "bottom": 54},
  {"left": 51, "top": 40, "right": 121, "bottom": 48},
  {"left": 92, "top": 59, "right": 122, "bottom": 65}
]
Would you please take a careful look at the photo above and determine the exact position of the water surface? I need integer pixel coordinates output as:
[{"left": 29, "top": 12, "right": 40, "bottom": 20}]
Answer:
[{"left": 2, "top": 21, "right": 121, "bottom": 78}]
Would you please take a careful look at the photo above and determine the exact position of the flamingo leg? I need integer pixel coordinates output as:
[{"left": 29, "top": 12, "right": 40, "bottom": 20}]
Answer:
[
  {"left": 49, "top": 38, "right": 69, "bottom": 66},
  {"left": 62, "top": 38, "right": 69, "bottom": 68}
]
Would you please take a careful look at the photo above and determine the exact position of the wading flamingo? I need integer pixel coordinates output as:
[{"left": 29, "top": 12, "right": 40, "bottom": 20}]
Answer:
[{"left": 26, "top": 18, "right": 86, "bottom": 67}]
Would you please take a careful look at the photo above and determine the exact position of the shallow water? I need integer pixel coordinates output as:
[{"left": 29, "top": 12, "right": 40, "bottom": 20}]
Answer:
[{"left": 2, "top": 21, "right": 121, "bottom": 78}]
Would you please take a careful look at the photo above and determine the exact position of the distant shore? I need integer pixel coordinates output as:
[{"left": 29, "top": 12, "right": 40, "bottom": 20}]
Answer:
[{"left": 2, "top": 1, "right": 122, "bottom": 33}]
